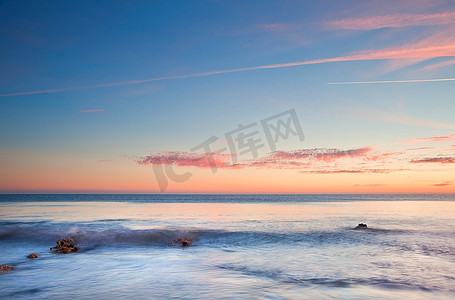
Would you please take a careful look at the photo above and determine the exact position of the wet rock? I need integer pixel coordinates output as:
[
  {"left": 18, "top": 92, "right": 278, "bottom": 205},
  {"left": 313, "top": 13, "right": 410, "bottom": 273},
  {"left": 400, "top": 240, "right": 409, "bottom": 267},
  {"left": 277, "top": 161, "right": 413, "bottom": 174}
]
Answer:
[
  {"left": 0, "top": 265, "right": 15, "bottom": 273},
  {"left": 27, "top": 253, "right": 39, "bottom": 259},
  {"left": 168, "top": 236, "right": 194, "bottom": 247},
  {"left": 50, "top": 238, "right": 79, "bottom": 253},
  {"left": 355, "top": 223, "right": 368, "bottom": 229}
]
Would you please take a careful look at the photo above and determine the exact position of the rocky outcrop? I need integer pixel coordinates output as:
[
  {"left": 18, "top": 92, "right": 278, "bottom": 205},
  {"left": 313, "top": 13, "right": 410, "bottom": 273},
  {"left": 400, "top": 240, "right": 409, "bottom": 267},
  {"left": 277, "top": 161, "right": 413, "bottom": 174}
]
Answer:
[
  {"left": 0, "top": 265, "right": 15, "bottom": 273},
  {"left": 27, "top": 253, "right": 39, "bottom": 259},
  {"left": 168, "top": 236, "right": 194, "bottom": 247},
  {"left": 50, "top": 238, "right": 79, "bottom": 253},
  {"left": 355, "top": 223, "right": 368, "bottom": 229}
]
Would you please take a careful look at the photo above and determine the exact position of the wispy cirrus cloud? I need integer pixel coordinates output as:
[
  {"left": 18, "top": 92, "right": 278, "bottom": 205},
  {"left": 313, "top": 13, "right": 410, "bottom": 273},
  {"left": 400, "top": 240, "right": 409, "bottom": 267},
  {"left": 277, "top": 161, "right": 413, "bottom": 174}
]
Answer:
[
  {"left": 326, "top": 78, "right": 455, "bottom": 85},
  {"left": 3, "top": 41, "right": 455, "bottom": 97},
  {"left": 354, "top": 183, "right": 387, "bottom": 187},
  {"left": 407, "top": 147, "right": 434, "bottom": 151},
  {"left": 410, "top": 156, "right": 455, "bottom": 163},
  {"left": 80, "top": 109, "right": 104, "bottom": 113},
  {"left": 259, "top": 10, "right": 455, "bottom": 33},
  {"left": 366, "top": 151, "right": 406, "bottom": 161},
  {"left": 399, "top": 133, "right": 455, "bottom": 144},
  {"left": 257, "top": 23, "right": 291, "bottom": 32},
  {"left": 98, "top": 159, "right": 112, "bottom": 163},
  {"left": 300, "top": 168, "right": 408, "bottom": 174},
  {"left": 421, "top": 58, "right": 455, "bottom": 71},
  {"left": 324, "top": 11, "right": 455, "bottom": 30},
  {"left": 340, "top": 108, "right": 455, "bottom": 130},
  {"left": 432, "top": 181, "right": 453, "bottom": 187}
]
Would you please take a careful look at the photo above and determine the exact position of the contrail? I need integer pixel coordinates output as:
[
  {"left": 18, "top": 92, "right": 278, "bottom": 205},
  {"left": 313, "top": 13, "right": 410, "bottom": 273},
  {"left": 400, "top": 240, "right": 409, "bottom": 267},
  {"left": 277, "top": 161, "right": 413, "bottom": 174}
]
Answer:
[
  {"left": 326, "top": 78, "right": 455, "bottom": 85},
  {"left": 2, "top": 43, "right": 455, "bottom": 97},
  {"left": 0, "top": 57, "right": 352, "bottom": 97}
]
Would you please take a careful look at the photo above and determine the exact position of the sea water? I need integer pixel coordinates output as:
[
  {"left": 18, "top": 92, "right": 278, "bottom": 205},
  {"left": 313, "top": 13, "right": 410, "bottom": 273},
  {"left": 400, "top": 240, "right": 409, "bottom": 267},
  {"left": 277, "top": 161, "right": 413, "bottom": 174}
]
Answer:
[{"left": 0, "top": 194, "right": 454, "bottom": 299}]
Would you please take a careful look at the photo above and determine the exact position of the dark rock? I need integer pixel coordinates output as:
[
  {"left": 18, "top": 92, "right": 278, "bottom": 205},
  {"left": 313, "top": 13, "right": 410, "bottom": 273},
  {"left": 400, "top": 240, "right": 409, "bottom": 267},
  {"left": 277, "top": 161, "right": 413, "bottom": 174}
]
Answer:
[
  {"left": 27, "top": 253, "right": 39, "bottom": 259},
  {"left": 0, "top": 265, "right": 15, "bottom": 273},
  {"left": 355, "top": 223, "right": 368, "bottom": 229},
  {"left": 169, "top": 236, "right": 194, "bottom": 247},
  {"left": 50, "top": 238, "right": 79, "bottom": 253}
]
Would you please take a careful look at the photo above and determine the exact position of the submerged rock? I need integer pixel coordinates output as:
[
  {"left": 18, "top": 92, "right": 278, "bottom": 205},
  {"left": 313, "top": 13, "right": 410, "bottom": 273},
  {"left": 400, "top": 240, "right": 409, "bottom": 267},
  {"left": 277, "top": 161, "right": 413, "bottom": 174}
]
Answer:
[
  {"left": 355, "top": 223, "right": 368, "bottom": 229},
  {"left": 168, "top": 236, "right": 194, "bottom": 247},
  {"left": 0, "top": 265, "right": 15, "bottom": 273},
  {"left": 50, "top": 238, "right": 79, "bottom": 253},
  {"left": 27, "top": 253, "right": 39, "bottom": 259}
]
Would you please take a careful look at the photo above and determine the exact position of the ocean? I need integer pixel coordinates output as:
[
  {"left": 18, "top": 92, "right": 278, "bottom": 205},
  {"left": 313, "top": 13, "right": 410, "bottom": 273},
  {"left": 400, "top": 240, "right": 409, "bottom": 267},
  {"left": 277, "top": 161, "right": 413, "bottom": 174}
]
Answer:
[{"left": 1, "top": 194, "right": 454, "bottom": 299}]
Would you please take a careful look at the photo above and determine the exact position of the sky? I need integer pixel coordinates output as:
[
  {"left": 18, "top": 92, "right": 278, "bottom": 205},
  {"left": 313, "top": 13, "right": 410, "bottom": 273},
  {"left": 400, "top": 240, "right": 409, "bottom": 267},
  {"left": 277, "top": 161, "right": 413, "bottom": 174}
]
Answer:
[{"left": 0, "top": 0, "right": 454, "bottom": 193}]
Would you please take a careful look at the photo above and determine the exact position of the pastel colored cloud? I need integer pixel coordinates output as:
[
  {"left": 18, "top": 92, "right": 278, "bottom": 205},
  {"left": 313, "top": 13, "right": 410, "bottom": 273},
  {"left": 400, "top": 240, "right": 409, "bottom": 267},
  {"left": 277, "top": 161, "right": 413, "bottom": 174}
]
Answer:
[
  {"left": 137, "top": 151, "right": 238, "bottom": 169},
  {"left": 421, "top": 58, "right": 455, "bottom": 71},
  {"left": 432, "top": 181, "right": 453, "bottom": 187},
  {"left": 136, "top": 133, "right": 455, "bottom": 176},
  {"left": 410, "top": 157, "right": 455, "bottom": 163},
  {"left": 300, "top": 168, "right": 409, "bottom": 174},
  {"left": 266, "top": 147, "right": 372, "bottom": 162},
  {"left": 400, "top": 133, "right": 455, "bottom": 144},
  {"left": 326, "top": 78, "right": 455, "bottom": 85},
  {"left": 325, "top": 12, "right": 455, "bottom": 30},
  {"left": 80, "top": 109, "right": 104, "bottom": 113},
  {"left": 137, "top": 147, "right": 372, "bottom": 169},
  {"left": 340, "top": 108, "right": 455, "bottom": 130}
]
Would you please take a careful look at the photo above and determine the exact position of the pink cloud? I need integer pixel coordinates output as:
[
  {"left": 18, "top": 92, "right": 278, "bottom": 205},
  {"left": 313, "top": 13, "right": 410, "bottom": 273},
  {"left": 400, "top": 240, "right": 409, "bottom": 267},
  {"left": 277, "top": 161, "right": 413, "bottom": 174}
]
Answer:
[
  {"left": 247, "top": 160, "right": 311, "bottom": 169},
  {"left": 268, "top": 147, "right": 372, "bottom": 162},
  {"left": 400, "top": 133, "right": 455, "bottom": 144},
  {"left": 432, "top": 181, "right": 453, "bottom": 187},
  {"left": 137, "top": 147, "right": 372, "bottom": 170},
  {"left": 136, "top": 133, "right": 455, "bottom": 176},
  {"left": 325, "top": 12, "right": 455, "bottom": 30},
  {"left": 410, "top": 156, "right": 455, "bottom": 163},
  {"left": 326, "top": 78, "right": 455, "bottom": 85},
  {"left": 366, "top": 151, "right": 406, "bottom": 161},
  {"left": 137, "top": 151, "right": 239, "bottom": 169},
  {"left": 301, "top": 168, "right": 408, "bottom": 174},
  {"left": 407, "top": 147, "right": 435, "bottom": 151}
]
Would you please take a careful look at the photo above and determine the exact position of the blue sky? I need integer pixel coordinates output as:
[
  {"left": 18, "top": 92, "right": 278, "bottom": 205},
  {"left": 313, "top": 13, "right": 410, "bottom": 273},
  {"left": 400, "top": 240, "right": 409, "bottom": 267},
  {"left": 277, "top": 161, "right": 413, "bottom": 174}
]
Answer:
[{"left": 1, "top": 0, "right": 454, "bottom": 192}]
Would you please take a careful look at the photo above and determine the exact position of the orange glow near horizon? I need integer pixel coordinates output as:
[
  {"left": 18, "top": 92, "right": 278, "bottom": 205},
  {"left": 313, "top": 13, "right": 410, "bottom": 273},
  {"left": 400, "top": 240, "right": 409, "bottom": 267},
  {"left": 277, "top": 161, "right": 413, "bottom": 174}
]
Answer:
[
  {"left": 1, "top": 131, "right": 454, "bottom": 194},
  {"left": 1, "top": 162, "right": 454, "bottom": 194}
]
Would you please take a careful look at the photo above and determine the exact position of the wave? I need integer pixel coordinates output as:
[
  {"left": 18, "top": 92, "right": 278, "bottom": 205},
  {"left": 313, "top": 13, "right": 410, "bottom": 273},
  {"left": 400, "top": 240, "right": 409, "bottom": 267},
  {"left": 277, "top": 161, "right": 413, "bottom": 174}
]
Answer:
[
  {"left": 1, "top": 221, "right": 454, "bottom": 259},
  {"left": 0, "top": 220, "right": 408, "bottom": 245}
]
